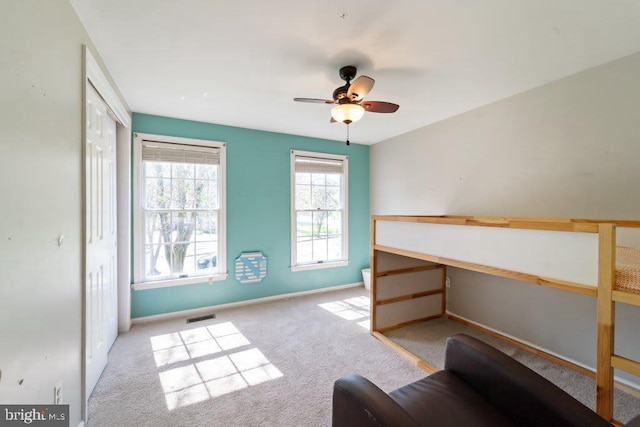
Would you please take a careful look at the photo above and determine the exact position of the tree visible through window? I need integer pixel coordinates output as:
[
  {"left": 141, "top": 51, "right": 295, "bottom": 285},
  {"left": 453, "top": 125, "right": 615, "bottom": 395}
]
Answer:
[
  {"left": 144, "top": 161, "right": 218, "bottom": 277},
  {"left": 291, "top": 151, "right": 348, "bottom": 268}
]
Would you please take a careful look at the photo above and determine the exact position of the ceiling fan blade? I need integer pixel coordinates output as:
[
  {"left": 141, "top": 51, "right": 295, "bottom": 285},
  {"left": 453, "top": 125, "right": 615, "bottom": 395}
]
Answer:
[
  {"left": 293, "top": 97, "right": 335, "bottom": 104},
  {"left": 330, "top": 116, "right": 337, "bottom": 123},
  {"left": 347, "top": 76, "right": 375, "bottom": 100},
  {"left": 362, "top": 101, "right": 399, "bottom": 113}
]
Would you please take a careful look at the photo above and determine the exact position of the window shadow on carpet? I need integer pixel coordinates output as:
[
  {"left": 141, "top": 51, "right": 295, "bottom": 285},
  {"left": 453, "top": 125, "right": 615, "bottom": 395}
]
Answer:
[{"left": 150, "top": 321, "right": 283, "bottom": 410}]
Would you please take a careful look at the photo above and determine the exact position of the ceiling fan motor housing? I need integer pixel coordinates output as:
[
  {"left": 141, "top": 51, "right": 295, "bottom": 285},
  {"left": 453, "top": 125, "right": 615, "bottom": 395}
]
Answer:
[
  {"left": 333, "top": 85, "right": 349, "bottom": 101},
  {"left": 333, "top": 65, "right": 358, "bottom": 101}
]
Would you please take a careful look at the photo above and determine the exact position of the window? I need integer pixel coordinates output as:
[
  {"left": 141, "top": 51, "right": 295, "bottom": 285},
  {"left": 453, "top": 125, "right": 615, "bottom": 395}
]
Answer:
[
  {"left": 133, "top": 133, "right": 226, "bottom": 289},
  {"left": 291, "top": 150, "right": 348, "bottom": 271}
]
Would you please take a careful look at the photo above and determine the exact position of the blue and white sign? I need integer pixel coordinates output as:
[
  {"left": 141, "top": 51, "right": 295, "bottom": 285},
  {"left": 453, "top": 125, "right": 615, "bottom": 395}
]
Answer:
[{"left": 235, "top": 252, "right": 267, "bottom": 284}]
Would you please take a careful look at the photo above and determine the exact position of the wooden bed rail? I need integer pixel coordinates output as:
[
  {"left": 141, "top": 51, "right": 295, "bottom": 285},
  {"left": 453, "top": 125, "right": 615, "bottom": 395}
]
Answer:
[
  {"left": 613, "top": 290, "right": 640, "bottom": 306},
  {"left": 374, "top": 244, "right": 598, "bottom": 297},
  {"left": 372, "top": 215, "right": 640, "bottom": 232}
]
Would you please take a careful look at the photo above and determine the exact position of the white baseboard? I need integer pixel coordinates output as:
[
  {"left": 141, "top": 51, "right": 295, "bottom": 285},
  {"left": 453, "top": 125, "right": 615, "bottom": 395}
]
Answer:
[
  {"left": 132, "top": 282, "right": 364, "bottom": 325},
  {"left": 118, "top": 324, "right": 132, "bottom": 333},
  {"left": 446, "top": 310, "right": 640, "bottom": 392}
]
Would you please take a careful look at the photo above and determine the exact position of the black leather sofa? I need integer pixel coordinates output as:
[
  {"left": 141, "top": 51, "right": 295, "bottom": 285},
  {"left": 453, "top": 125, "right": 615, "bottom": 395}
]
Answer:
[{"left": 333, "top": 334, "right": 638, "bottom": 426}]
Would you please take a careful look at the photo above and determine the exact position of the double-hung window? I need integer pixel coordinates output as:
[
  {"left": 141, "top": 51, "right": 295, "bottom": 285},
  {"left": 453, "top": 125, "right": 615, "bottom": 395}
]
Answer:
[
  {"left": 133, "top": 133, "right": 226, "bottom": 289},
  {"left": 291, "top": 150, "right": 348, "bottom": 271}
]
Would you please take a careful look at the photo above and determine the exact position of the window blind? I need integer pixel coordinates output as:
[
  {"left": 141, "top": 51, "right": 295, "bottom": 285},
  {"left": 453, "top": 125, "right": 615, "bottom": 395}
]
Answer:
[
  {"left": 294, "top": 156, "right": 343, "bottom": 174},
  {"left": 142, "top": 141, "right": 220, "bottom": 165}
]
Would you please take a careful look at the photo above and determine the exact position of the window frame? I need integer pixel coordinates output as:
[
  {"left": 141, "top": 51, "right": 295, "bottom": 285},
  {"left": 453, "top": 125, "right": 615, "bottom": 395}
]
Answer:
[
  {"left": 290, "top": 149, "right": 349, "bottom": 272},
  {"left": 132, "top": 133, "right": 227, "bottom": 290}
]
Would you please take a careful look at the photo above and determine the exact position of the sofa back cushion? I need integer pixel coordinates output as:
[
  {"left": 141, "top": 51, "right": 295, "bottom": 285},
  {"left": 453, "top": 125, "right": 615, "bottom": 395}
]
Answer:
[{"left": 444, "top": 334, "right": 610, "bottom": 427}]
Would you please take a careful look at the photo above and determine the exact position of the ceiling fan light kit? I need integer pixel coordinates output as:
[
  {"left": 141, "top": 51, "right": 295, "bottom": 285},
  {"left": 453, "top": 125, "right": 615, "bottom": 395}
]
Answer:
[
  {"left": 331, "top": 103, "right": 365, "bottom": 124},
  {"left": 294, "top": 65, "right": 400, "bottom": 145}
]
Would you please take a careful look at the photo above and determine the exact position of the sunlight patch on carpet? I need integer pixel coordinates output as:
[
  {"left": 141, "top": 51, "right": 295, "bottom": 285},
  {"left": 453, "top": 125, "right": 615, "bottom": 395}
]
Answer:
[
  {"left": 318, "top": 296, "right": 370, "bottom": 330},
  {"left": 151, "top": 321, "right": 283, "bottom": 410},
  {"left": 357, "top": 320, "right": 370, "bottom": 329}
]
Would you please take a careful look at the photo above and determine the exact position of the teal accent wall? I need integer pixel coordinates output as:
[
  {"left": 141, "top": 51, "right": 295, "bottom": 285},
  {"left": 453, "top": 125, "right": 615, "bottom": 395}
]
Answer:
[{"left": 131, "top": 113, "right": 369, "bottom": 318}]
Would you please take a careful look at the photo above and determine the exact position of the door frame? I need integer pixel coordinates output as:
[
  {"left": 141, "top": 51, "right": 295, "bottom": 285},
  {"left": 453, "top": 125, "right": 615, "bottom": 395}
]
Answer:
[{"left": 81, "top": 45, "right": 131, "bottom": 422}]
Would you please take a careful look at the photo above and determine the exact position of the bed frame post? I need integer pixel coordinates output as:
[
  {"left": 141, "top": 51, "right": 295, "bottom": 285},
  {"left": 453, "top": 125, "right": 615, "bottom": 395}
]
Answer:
[
  {"left": 596, "top": 223, "right": 616, "bottom": 421},
  {"left": 370, "top": 216, "right": 378, "bottom": 333},
  {"left": 441, "top": 266, "right": 447, "bottom": 317}
]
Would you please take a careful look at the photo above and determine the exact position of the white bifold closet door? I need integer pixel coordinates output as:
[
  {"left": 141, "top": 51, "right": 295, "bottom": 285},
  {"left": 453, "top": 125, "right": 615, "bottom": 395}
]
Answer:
[{"left": 85, "top": 82, "right": 118, "bottom": 398}]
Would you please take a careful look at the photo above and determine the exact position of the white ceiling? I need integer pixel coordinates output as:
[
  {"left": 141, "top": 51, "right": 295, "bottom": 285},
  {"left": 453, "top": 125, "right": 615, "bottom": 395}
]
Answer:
[{"left": 70, "top": 0, "right": 640, "bottom": 145}]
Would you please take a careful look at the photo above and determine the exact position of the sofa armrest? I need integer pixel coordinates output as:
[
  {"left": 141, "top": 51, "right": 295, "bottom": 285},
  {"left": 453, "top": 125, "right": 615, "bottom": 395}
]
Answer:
[
  {"left": 444, "top": 334, "right": 610, "bottom": 427},
  {"left": 332, "top": 374, "right": 419, "bottom": 427}
]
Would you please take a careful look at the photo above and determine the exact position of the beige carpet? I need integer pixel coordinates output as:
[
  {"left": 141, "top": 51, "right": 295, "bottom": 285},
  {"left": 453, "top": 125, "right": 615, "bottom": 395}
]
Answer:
[
  {"left": 89, "top": 286, "right": 640, "bottom": 425},
  {"left": 88, "top": 287, "right": 425, "bottom": 426}
]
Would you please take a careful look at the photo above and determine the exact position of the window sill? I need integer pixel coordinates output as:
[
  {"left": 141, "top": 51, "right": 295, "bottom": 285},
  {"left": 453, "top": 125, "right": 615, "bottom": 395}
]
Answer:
[
  {"left": 290, "top": 260, "right": 349, "bottom": 272},
  {"left": 132, "top": 273, "right": 228, "bottom": 291}
]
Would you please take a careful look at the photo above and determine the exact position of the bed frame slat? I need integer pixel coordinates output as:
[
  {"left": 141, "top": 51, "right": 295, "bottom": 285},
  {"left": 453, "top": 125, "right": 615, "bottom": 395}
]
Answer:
[{"left": 612, "top": 290, "right": 640, "bottom": 307}]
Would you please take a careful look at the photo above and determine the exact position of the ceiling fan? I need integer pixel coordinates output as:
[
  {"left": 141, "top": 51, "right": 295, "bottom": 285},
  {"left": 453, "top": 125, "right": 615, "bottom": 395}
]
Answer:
[{"left": 294, "top": 65, "right": 399, "bottom": 144}]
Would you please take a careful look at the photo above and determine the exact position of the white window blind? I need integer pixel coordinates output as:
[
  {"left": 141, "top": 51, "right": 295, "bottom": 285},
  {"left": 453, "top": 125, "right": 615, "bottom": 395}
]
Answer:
[
  {"left": 142, "top": 141, "right": 220, "bottom": 165},
  {"left": 294, "top": 156, "right": 344, "bottom": 174}
]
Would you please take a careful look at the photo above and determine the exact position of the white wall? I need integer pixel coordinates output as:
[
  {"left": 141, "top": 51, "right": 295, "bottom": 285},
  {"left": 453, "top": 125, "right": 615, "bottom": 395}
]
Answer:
[
  {"left": 371, "top": 52, "right": 640, "bottom": 385},
  {"left": 0, "top": 1, "right": 128, "bottom": 425},
  {"left": 116, "top": 124, "right": 132, "bottom": 333}
]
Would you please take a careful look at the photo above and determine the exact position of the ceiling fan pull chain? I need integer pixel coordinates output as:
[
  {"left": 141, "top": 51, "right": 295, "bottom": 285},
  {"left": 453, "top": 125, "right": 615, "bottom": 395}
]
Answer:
[{"left": 346, "top": 123, "right": 350, "bottom": 146}]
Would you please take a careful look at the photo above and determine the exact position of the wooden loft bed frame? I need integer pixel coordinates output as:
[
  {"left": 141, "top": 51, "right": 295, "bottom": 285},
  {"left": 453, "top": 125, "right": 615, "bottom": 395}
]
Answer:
[{"left": 369, "top": 215, "right": 640, "bottom": 423}]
